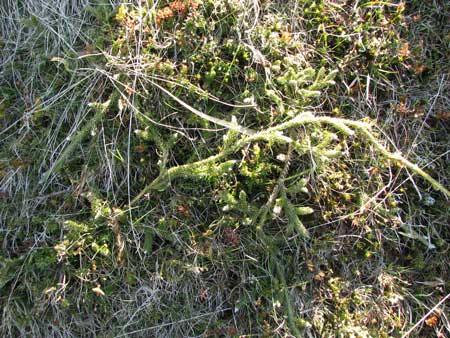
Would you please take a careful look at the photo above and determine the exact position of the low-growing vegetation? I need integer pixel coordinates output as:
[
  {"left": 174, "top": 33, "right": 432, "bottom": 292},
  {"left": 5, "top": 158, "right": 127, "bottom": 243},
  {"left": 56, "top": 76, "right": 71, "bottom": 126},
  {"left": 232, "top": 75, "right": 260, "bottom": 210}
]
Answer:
[{"left": 1, "top": 0, "right": 449, "bottom": 337}]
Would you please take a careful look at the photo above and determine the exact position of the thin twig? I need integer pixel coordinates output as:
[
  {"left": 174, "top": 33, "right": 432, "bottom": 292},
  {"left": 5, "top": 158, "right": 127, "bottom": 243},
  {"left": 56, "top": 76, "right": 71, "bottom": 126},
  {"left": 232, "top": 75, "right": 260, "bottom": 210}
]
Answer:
[{"left": 401, "top": 293, "right": 450, "bottom": 338}]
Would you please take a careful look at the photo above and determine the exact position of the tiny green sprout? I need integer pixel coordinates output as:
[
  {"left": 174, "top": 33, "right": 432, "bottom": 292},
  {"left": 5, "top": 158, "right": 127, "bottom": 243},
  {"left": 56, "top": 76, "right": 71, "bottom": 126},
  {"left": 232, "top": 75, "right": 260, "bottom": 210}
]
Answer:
[
  {"left": 238, "top": 190, "right": 248, "bottom": 203},
  {"left": 271, "top": 64, "right": 281, "bottom": 73},
  {"left": 112, "top": 207, "right": 126, "bottom": 222},
  {"left": 273, "top": 198, "right": 283, "bottom": 215},
  {"left": 320, "top": 149, "right": 342, "bottom": 158},
  {"left": 116, "top": 5, "right": 127, "bottom": 23},
  {"left": 296, "top": 206, "right": 314, "bottom": 215},
  {"left": 205, "top": 69, "right": 217, "bottom": 85},
  {"left": 265, "top": 89, "right": 284, "bottom": 108},
  {"left": 64, "top": 220, "right": 89, "bottom": 233},
  {"left": 92, "top": 243, "right": 110, "bottom": 257},
  {"left": 286, "top": 178, "right": 309, "bottom": 194},
  {"left": 296, "top": 318, "right": 312, "bottom": 329},
  {"left": 273, "top": 21, "right": 283, "bottom": 31}
]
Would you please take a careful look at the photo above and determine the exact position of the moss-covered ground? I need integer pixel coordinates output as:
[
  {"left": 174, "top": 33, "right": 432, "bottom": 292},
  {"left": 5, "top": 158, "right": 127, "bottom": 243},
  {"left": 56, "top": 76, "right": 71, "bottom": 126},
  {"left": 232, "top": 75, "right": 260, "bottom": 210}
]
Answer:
[{"left": 1, "top": 0, "right": 449, "bottom": 337}]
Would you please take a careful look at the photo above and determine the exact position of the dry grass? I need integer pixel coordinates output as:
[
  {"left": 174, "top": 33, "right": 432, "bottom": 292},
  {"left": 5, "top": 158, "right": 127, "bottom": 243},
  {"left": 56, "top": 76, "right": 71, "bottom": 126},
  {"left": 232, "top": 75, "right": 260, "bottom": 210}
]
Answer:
[{"left": 1, "top": 0, "right": 449, "bottom": 337}]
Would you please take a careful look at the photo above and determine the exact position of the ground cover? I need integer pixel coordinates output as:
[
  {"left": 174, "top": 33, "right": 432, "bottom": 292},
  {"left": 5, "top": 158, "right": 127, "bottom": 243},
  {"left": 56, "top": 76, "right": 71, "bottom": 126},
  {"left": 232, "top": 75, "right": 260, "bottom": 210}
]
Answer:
[{"left": 0, "top": 0, "right": 449, "bottom": 337}]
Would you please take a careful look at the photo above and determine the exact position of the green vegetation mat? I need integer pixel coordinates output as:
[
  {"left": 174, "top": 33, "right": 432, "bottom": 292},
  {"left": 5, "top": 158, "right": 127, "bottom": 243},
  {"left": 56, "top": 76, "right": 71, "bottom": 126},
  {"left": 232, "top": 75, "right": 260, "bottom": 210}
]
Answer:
[{"left": 1, "top": 0, "right": 449, "bottom": 336}]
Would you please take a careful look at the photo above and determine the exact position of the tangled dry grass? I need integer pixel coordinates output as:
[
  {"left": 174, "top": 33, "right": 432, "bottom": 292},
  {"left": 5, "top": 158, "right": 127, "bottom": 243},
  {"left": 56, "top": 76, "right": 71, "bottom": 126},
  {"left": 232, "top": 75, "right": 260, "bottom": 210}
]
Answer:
[{"left": 1, "top": 0, "right": 449, "bottom": 337}]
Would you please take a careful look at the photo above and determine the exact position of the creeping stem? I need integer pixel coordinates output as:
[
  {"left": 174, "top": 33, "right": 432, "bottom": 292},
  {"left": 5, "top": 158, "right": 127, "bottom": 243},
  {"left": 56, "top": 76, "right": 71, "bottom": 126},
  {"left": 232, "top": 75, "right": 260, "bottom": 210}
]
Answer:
[{"left": 131, "top": 114, "right": 449, "bottom": 207}]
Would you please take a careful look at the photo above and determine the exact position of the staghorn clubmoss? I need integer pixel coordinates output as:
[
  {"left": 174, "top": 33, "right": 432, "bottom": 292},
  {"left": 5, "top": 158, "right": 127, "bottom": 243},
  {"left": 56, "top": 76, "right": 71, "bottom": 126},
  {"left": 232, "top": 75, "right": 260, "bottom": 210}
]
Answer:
[
  {"left": 39, "top": 100, "right": 111, "bottom": 185},
  {"left": 131, "top": 112, "right": 450, "bottom": 207},
  {"left": 2, "top": 0, "right": 450, "bottom": 336}
]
